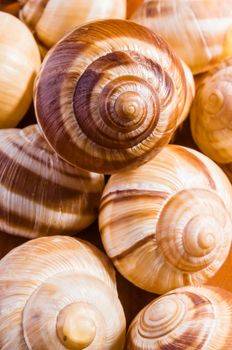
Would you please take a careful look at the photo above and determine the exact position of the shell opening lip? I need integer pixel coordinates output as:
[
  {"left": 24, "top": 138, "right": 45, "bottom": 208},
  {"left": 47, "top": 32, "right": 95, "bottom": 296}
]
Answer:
[{"left": 56, "top": 303, "right": 96, "bottom": 350}]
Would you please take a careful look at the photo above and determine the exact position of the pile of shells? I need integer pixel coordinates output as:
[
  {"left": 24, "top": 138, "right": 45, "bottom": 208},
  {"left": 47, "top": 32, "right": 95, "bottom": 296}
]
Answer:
[{"left": 1, "top": 0, "right": 232, "bottom": 349}]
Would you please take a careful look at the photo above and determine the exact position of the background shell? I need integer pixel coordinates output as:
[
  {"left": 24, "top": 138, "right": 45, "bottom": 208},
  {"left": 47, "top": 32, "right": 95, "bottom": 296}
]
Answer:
[
  {"left": 191, "top": 64, "right": 232, "bottom": 164},
  {"left": 131, "top": 0, "right": 232, "bottom": 74},
  {"left": 19, "top": 0, "right": 126, "bottom": 49},
  {"left": 0, "top": 12, "right": 41, "bottom": 128}
]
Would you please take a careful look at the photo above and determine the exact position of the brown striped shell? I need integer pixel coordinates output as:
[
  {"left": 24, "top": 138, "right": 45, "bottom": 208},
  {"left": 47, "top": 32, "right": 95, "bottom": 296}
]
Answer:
[
  {"left": 191, "top": 64, "right": 232, "bottom": 164},
  {"left": 34, "top": 19, "right": 192, "bottom": 174},
  {"left": 126, "top": 286, "right": 232, "bottom": 349},
  {"left": 19, "top": 0, "right": 126, "bottom": 50},
  {"left": 132, "top": 0, "right": 232, "bottom": 74},
  {"left": 0, "top": 236, "right": 126, "bottom": 349},
  {"left": 99, "top": 145, "right": 232, "bottom": 294},
  {"left": 0, "top": 124, "right": 104, "bottom": 238}
]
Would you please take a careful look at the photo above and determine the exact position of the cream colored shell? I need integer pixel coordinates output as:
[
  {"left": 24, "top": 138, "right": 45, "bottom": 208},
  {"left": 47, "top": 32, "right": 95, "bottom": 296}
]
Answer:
[
  {"left": 132, "top": 0, "right": 232, "bottom": 74},
  {"left": 191, "top": 64, "right": 232, "bottom": 164},
  {"left": 0, "top": 125, "right": 105, "bottom": 238},
  {"left": 0, "top": 12, "right": 41, "bottom": 128},
  {"left": 0, "top": 236, "right": 126, "bottom": 349},
  {"left": 99, "top": 145, "right": 232, "bottom": 294},
  {"left": 126, "top": 286, "right": 232, "bottom": 349},
  {"left": 19, "top": 0, "right": 126, "bottom": 49},
  {"left": 35, "top": 19, "right": 190, "bottom": 174}
]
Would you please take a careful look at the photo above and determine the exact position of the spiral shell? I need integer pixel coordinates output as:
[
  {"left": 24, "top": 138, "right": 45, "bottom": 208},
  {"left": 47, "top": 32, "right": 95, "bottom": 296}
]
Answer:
[
  {"left": 132, "top": 0, "right": 232, "bottom": 74},
  {"left": 0, "top": 236, "right": 126, "bottom": 349},
  {"left": 0, "top": 12, "right": 41, "bottom": 128},
  {"left": 0, "top": 124, "right": 104, "bottom": 238},
  {"left": 35, "top": 19, "right": 189, "bottom": 174},
  {"left": 19, "top": 0, "right": 126, "bottom": 50},
  {"left": 191, "top": 65, "right": 232, "bottom": 164},
  {"left": 126, "top": 286, "right": 232, "bottom": 349},
  {"left": 99, "top": 145, "right": 232, "bottom": 294}
]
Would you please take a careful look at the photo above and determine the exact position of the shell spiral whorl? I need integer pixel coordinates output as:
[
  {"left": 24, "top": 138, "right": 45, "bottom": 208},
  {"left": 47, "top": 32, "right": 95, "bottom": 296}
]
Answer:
[
  {"left": 0, "top": 236, "right": 126, "bottom": 349},
  {"left": 99, "top": 145, "right": 232, "bottom": 293},
  {"left": 126, "top": 286, "right": 232, "bottom": 349},
  {"left": 35, "top": 19, "right": 188, "bottom": 174}
]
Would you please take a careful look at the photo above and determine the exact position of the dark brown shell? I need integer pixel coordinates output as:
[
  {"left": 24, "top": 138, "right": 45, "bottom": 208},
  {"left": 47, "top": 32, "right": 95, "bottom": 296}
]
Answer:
[{"left": 34, "top": 19, "right": 188, "bottom": 174}]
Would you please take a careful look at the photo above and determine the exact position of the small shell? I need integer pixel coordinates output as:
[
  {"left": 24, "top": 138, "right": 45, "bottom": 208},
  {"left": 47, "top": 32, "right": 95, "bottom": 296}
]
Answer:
[
  {"left": 126, "top": 286, "right": 232, "bottom": 349},
  {"left": 0, "top": 236, "right": 126, "bottom": 349},
  {"left": 0, "top": 125, "right": 104, "bottom": 238},
  {"left": 35, "top": 19, "right": 190, "bottom": 174},
  {"left": 0, "top": 12, "right": 41, "bottom": 128},
  {"left": 191, "top": 64, "right": 232, "bottom": 164},
  {"left": 99, "top": 145, "right": 232, "bottom": 293},
  {"left": 19, "top": 0, "right": 126, "bottom": 49},
  {"left": 132, "top": 0, "right": 232, "bottom": 74}
]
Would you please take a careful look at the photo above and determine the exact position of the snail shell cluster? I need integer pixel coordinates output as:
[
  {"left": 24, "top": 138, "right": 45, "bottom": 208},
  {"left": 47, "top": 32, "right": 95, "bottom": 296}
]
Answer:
[
  {"left": 0, "top": 125, "right": 104, "bottom": 238},
  {"left": 0, "top": 11, "right": 41, "bottom": 128},
  {"left": 0, "top": 236, "right": 126, "bottom": 349},
  {"left": 99, "top": 145, "right": 232, "bottom": 294},
  {"left": 191, "top": 62, "right": 232, "bottom": 164},
  {"left": 131, "top": 0, "right": 232, "bottom": 74},
  {"left": 19, "top": 0, "right": 126, "bottom": 50},
  {"left": 126, "top": 286, "right": 232, "bottom": 349},
  {"left": 35, "top": 19, "right": 193, "bottom": 174}
]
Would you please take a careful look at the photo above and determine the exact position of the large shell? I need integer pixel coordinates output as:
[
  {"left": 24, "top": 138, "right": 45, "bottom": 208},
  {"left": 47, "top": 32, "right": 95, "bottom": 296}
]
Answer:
[
  {"left": 0, "top": 236, "right": 126, "bottom": 349},
  {"left": 35, "top": 19, "right": 191, "bottom": 174},
  {"left": 0, "top": 12, "right": 41, "bottom": 128},
  {"left": 126, "top": 286, "right": 232, "bottom": 349},
  {"left": 99, "top": 145, "right": 232, "bottom": 294},
  {"left": 132, "top": 0, "right": 232, "bottom": 74},
  {"left": 0, "top": 124, "right": 104, "bottom": 238},
  {"left": 19, "top": 0, "right": 126, "bottom": 49},
  {"left": 191, "top": 64, "right": 232, "bottom": 164}
]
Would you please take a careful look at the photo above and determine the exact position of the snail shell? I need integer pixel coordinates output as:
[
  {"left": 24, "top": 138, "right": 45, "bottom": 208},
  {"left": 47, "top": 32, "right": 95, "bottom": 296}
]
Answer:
[
  {"left": 0, "top": 236, "right": 126, "bottom": 349},
  {"left": 35, "top": 19, "right": 190, "bottom": 174},
  {"left": 19, "top": 0, "right": 126, "bottom": 50},
  {"left": 191, "top": 64, "right": 232, "bottom": 164},
  {"left": 0, "top": 124, "right": 104, "bottom": 238},
  {"left": 131, "top": 0, "right": 232, "bottom": 74},
  {"left": 99, "top": 144, "right": 232, "bottom": 294},
  {"left": 126, "top": 286, "right": 232, "bottom": 349},
  {"left": 0, "top": 12, "right": 41, "bottom": 128}
]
